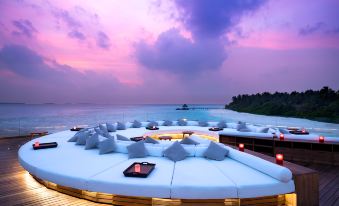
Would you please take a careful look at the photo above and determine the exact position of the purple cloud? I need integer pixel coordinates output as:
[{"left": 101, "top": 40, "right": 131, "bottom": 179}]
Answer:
[
  {"left": 68, "top": 30, "right": 86, "bottom": 40},
  {"left": 12, "top": 19, "right": 37, "bottom": 38},
  {"left": 135, "top": 29, "right": 226, "bottom": 76},
  {"left": 0, "top": 44, "right": 78, "bottom": 79},
  {"left": 53, "top": 9, "right": 82, "bottom": 29},
  {"left": 299, "top": 22, "right": 326, "bottom": 36},
  {"left": 136, "top": 0, "right": 267, "bottom": 76},
  {"left": 96, "top": 31, "right": 111, "bottom": 49},
  {"left": 173, "top": 0, "right": 267, "bottom": 39},
  {"left": 0, "top": 44, "right": 124, "bottom": 103}
]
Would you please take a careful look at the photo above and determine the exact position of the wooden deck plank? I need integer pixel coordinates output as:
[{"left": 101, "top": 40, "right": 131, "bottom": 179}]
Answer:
[{"left": 0, "top": 136, "right": 338, "bottom": 206}]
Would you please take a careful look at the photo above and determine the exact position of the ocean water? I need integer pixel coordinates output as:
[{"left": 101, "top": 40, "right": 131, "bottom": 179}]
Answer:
[{"left": 0, "top": 104, "right": 338, "bottom": 138}]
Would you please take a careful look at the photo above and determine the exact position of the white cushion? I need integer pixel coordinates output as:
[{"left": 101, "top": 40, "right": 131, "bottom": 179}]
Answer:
[
  {"left": 227, "top": 147, "right": 292, "bottom": 182},
  {"left": 87, "top": 156, "right": 174, "bottom": 198},
  {"left": 189, "top": 135, "right": 211, "bottom": 144},
  {"left": 171, "top": 157, "right": 237, "bottom": 199},
  {"left": 187, "top": 121, "right": 199, "bottom": 126},
  {"left": 141, "top": 121, "right": 149, "bottom": 127},
  {"left": 23, "top": 136, "right": 128, "bottom": 190},
  {"left": 145, "top": 144, "right": 164, "bottom": 157},
  {"left": 115, "top": 141, "right": 133, "bottom": 153},
  {"left": 194, "top": 145, "right": 208, "bottom": 157},
  {"left": 210, "top": 158, "right": 295, "bottom": 198},
  {"left": 182, "top": 145, "right": 195, "bottom": 157},
  {"left": 19, "top": 129, "right": 298, "bottom": 200},
  {"left": 208, "top": 121, "right": 218, "bottom": 127}
]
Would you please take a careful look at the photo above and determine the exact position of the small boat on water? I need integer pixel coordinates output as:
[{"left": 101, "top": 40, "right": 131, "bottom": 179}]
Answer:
[{"left": 176, "top": 104, "right": 189, "bottom": 110}]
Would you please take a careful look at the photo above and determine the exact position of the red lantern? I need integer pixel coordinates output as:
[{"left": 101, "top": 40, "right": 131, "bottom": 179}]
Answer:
[
  {"left": 134, "top": 164, "right": 141, "bottom": 173},
  {"left": 34, "top": 142, "right": 40, "bottom": 147},
  {"left": 319, "top": 136, "right": 325, "bottom": 143},
  {"left": 239, "top": 143, "right": 244, "bottom": 152},
  {"left": 279, "top": 133, "right": 284, "bottom": 140},
  {"left": 276, "top": 154, "right": 284, "bottom": 165}
]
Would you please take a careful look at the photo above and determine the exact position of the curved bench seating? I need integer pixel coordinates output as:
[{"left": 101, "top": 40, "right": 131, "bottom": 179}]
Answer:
[{"left": 19, "top": 126, "right": 295, "bottom": 200}]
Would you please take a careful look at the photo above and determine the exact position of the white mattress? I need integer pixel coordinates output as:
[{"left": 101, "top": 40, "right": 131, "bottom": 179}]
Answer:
[
  {"left": 171, "top": 157, "right": 238, "bottom": 199},
  {"left": 87, "top": 156, "right": 174, "bottom": 198},
  {"left": 19, "top": 129, "right": 295, "bottom": 199},
  {"left": 210, "top": 158, "right": 295, "bottom": 198}
]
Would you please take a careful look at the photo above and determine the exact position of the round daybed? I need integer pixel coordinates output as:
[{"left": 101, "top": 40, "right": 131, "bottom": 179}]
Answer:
[{"left": 19, "top": 121, "right": 296, "bottom": 205}]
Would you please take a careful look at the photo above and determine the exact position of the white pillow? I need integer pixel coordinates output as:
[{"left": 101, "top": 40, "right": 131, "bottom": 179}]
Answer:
[
  {"left": 208, "top": 121, "right": 218, "bottom": 127},
  {"left": 189, "top": 135, "right": 211, "bottom": 144},
  {"left": 115, "top": 141, "right": 133, "bottom": 153},
  {"left": 227, "top": 147, "right": 292, "bottom": 182},
  {"left": 195, "top": 146, "right": 208, "bottom": 157},
  {"left": 182, "top": 145, "right": 195, "bottom": 157},
  {"left": 187, "top": 121, "right": 199, "bottom": 126},
  {"left": 145, "top": 144, "right": 164, "bottom": 157},
  {"left": 141, "top": 121, "right": 149, "bottom": 127}
]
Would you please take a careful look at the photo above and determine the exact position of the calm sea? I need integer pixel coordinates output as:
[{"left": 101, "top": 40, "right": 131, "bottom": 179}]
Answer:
[{"left": 0, "top": 104, "right": 338, "bottom": 138}]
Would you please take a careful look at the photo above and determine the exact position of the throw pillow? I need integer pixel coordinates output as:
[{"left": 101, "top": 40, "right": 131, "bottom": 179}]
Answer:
[
  {"left": 217, "top": 121, "right": 227, "bottom": 128},
  {"left": 98, "top": 138, "right": 116, "bottom": 155},
  {"left": 279, "top": 128, "right": 290, "bottom": 134},
  {"left": 178, "top": 119, "right": 188, "bottom": 126},
  {"left": 99, "top": 124, "right": 108, "bottom": 134},
  {"left": 126, "top": 141, "right": 148, "bottom": 158},
  {"left": 163, "top": 120, "right": 173, "bottom": 126},
  {"left": 163, "top": 141, "right": 188, "bottom": 161},
  {"left": 117, "top": 134, "right": 130, "bottom": 141},
  {"left": 145, "top": 136, "right": 159, "bottom": 144},
  {"left": 117, "top": 122, "right": 126, "bottom": 130},
  {"left": 85, "top": 133, "right": 99, "bottom": 149},
  {"left": 204, "top": 141, "right": 229, "bottom": 161},
  {"left": 106, "top": 123, "right": 116, "bottom": 132},
  {"left": 259, "top": 127, "right": 270, "bottom": 133},
  {"left": 198, "top": 120, "right": 209, "bottom": 127},
  {"left": 180, "top": 137, "right": 199, "bottom": 145},
  {"left": 132, "top": 120, "right": 142, "bottom": 128},
  {"left": 75, "top": 132, "right": 89, "bottom": 145},
  {"left": 147, "top": 121, "right": 158, "bottom": 127}
]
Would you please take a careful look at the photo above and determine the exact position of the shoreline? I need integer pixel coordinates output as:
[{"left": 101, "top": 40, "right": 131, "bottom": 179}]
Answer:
[{"left": 226, "top": 108, "right": 339, "bottom": 124}]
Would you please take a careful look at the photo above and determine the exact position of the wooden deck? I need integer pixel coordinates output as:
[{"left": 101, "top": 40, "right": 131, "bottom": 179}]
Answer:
[{"left": 0, "top": 136, "right": 338, "bottom": 206}]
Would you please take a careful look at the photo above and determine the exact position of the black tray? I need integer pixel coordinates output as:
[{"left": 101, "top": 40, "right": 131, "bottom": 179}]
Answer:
[
  {"left": 131, "top": 137, "right": 145, "bottom": 142},
  {"left": 70, "top": 127, "right": 84, "bottom": 131},
  {"left": 289, "top": 130, "right": 309, "bottom": 135},
  {"left": 209, "top": 127, "right": 223, "bottom": 131},
  {"left": 146, "top": 126, "right": 159, "bottom": 130},
  {"left": 33, "top": 142, "right": 58, "bottom": 150},
  {"left": 123, "top": 162, "right": 156, "bottom": 178}
]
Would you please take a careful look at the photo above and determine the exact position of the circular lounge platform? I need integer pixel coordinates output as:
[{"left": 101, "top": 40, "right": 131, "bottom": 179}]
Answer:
[{"left": 19, "top": 121, "right": 296, "bottom": 205}]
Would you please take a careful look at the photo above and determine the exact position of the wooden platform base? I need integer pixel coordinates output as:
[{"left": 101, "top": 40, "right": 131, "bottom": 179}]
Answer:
[{"left": 32, "top": 175, "right": 296, "bottom": 206}]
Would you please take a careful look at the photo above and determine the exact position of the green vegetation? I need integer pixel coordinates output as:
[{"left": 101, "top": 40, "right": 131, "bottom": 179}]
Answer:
[{"left": 226, "top": 87, "right": 339, "bottom": 123}]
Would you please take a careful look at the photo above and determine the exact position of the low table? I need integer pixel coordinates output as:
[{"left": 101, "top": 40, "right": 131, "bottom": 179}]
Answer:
[
  {"left": 131, "top": 137, "right": 145, "bottom": 142},
  {"left": 289, "top": 130, "right": 309, "bottom": 135},
  {"left": 182, "top": 131, "right": 194, "bottom": 138},
  {"left": 159, "top": 136, "right": 172, "bottom": 141}
]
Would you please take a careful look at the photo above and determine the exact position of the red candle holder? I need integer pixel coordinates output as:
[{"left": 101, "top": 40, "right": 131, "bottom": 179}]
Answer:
[
  {"left": 134, "top": 164, "right": 141, "bottom": 173},
  {"left": 239, "top": 143, "right": 244, "bottom": 152},
  {"left": 34, "top": 142, "right": 40, "bottom": 147},
  {"left": 276, "top": 154, "right": 284, "bottom": 165},
  {"left": 279, "top": 133, "right": 284, "bottom": 141},
  {"left": 319, "top": 136, "right": 325, "bottom": 143}
]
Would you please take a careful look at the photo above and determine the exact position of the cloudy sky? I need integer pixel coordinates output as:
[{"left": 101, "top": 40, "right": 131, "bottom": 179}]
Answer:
[{"left": 0, "top": 0, "right": 338, "bottom": 104}]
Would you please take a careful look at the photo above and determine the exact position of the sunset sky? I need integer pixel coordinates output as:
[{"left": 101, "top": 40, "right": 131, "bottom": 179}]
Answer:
[{"left": 0, "top": 0, "right": 338, "bottom": 104}]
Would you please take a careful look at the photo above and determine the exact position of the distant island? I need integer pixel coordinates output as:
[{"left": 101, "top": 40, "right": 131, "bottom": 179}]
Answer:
[{"left": 225, "top": 87, "right": 339, "bottom": 123}]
